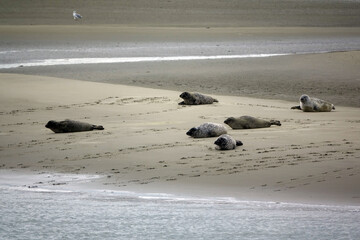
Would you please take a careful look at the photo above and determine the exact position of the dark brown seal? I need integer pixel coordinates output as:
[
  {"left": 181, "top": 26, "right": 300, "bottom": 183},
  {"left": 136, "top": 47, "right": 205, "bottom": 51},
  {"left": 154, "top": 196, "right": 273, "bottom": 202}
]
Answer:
[
  {"left": 224, "top": 116, "right": 281, "bottom": 129},
  {"left": 45, "top": 119, "right": 104, "bottom": 133}
]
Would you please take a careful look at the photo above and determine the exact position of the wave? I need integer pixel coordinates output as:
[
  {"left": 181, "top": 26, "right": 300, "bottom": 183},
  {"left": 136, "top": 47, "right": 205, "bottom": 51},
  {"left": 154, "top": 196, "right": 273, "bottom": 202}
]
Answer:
[
  {"left": 1, "top": 169, "right": 359, "bottom": 210},
  {"left": 0, "top": 53, "right": 291, "bottom": 69}
]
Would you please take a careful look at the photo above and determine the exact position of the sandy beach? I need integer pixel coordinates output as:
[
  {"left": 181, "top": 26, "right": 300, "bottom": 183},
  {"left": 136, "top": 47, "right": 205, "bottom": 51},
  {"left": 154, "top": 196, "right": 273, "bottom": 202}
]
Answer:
[
  {"left": 1, "top": 73, "right": 359, "bottom": 205},
  {"left": 1, "top": 1, "right": 360, "bottom": 207}
]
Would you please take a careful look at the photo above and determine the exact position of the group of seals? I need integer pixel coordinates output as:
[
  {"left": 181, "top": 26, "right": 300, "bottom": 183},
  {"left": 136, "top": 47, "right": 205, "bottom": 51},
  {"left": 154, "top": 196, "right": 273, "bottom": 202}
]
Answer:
[
  {"left": 186, "top": 116, "right": 281, "bottom": 150},
  {"left": 45, "top": 119, "right": 104, "bottom": 133},
  {"left": 179, "top": 92, "right": 335, "bottom": 112},
  {"left": 291, "top": 94, "right": 335, "bottom": 112},
  {"left": 45, "top": 92, "right": 335, "bottom": 153},
  {"left": 181, "top": 92, "right": 283, "bottom": 150},
  {"left": 183, "top": 92, "right": 335, "bottom": 150}
]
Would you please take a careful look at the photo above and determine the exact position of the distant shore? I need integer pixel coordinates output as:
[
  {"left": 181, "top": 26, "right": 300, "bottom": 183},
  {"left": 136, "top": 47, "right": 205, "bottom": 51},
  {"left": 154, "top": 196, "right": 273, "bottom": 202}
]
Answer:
[{"left": 1, "top": 0, "right": 360, "bottom": 27}]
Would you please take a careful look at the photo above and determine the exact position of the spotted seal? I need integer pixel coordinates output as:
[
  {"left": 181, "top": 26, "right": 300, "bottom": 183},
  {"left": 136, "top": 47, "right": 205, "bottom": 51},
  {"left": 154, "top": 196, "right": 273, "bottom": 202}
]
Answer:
[
  {"left": 179, "top": 92, "right": 218, "bottom": 105},
  {"left": 224, "top": 116, "right": 281, "bottom": 129},
  {"left": 186, "top": 122, "right": 227, "bottom": 138},
  {"left": 291, "top": 94, "right": 335, "bottom": 112},
  {"left": 45, "top": 119, "right": 104, "bottom": 133},
  {"left": 214, "top": 134, "right": 243, "bottom": 150}
]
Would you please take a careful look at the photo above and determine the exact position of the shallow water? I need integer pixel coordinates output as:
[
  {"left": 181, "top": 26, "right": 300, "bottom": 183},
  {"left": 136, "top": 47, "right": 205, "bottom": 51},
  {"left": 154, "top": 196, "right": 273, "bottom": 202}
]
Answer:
[
  {"left": 0, "top": 171, "right": 359, "bottom": 240},
  {"left": 0, "top": 53, "right": 291, "bottom": 69},
  {"left": 1, "top": 34, "right": 360, "bottom": 68}
]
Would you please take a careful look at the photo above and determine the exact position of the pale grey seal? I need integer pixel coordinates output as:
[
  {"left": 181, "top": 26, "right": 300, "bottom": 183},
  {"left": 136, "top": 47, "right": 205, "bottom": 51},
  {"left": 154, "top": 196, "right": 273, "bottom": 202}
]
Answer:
[
  {"left": 45, "top": 119, "right": 104, "bottom": 133},
  {"left": 186, "top": 122, "right": 227, "bottom": 138},
  {"left": 291, "top": 94, "right": 335, "bottom": 112},
  {"left": 179, "top": 92, "right": 218, "bottom": 105},
  {"left": 224, "top": 116, "right": 281, "bottom": 129},
  {"left": 214, "top": 134, "right": 243, "bottom": 150}
]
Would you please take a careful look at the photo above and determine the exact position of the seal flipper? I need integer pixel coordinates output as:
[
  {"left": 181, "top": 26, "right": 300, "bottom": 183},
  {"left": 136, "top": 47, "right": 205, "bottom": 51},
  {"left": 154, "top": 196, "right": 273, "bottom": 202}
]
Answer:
[
  {"left": 269, "top": 120, "right": 281, "bottom": 126},
  {"left": 291, "top": 106, "right": 301, "bottom": 110},
  {"left": 236, "top": 140, "right": 243, "bottom": 146},
  {"left": 92, "top": 125, "right": 104, "bottom": 130}
]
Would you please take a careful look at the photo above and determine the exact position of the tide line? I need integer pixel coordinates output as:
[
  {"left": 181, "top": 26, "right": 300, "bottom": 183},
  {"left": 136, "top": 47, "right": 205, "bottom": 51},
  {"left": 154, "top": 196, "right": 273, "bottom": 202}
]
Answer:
[{"left": 0, "top": 53, "right": 291, "bottom": 69}]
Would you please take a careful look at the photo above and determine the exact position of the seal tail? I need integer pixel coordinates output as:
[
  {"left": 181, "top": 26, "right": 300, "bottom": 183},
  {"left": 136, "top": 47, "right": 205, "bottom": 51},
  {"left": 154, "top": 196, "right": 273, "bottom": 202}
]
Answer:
[
  {"left": 214, "top": 98, "right": 219, "bottom": 102},
  {"left": 92, "top": 125, "right": 104, "bottom": 130},
  {"left": 236, "top": 140, "right": 243, "bottom": 146},
  {"left": 332, "top": 105, "right": 335, "bottom": 110},
  {"left": 269, "top": 120, "right": 281, "bottom": 126}
]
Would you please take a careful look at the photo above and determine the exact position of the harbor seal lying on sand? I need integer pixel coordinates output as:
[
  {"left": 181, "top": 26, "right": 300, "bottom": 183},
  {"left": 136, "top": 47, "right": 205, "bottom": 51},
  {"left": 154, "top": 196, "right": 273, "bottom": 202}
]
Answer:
[
  {"left": 224, "top": 116, "right": 281, "bottom": 129},
  {"left": 45, "top": 119, "right": 104, "bottom": 133},
  {"left": 186, "top": 122, "right": 227, "bottom": 138},
  {"left": 179, "top": 92, "right": 218, "bottom": 105},
  {"left": 291, "top": 94, "right": 335, "bottom": 112},
  {"left": 214, "top": 134, "right": 243, "bottom": 150}
]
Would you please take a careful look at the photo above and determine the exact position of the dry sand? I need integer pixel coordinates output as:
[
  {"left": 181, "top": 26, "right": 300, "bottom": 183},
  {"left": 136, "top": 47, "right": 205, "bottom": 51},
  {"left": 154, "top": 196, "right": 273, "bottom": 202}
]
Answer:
[{"left": 1, "top": 73, "right": 359, "bottom": 205}]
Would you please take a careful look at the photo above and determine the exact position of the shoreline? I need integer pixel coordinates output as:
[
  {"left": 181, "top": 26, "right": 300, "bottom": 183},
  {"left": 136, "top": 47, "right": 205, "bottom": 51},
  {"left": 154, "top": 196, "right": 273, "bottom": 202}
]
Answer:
[
  {"left": 1, "top": 50, "right": 356, "bottom": 70},
  {"left": 1, "top": 25, "right": 359, "bottom": 108},
  {"left": 2, "top": 168, "right": 360, "bottom": 208},
  {"left": 1, "top": 73, "right": 359, "bottom": 206},
  {"left": 3, "top": 50, "right": 360, "bottom": 108}
]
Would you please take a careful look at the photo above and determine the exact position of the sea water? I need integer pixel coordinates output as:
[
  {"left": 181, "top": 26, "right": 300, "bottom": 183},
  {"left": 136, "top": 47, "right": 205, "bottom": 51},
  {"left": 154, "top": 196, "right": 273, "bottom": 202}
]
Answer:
[
  {"left": 0, "top": 171, "right": 359, "bottom": 240},
  {"left": 0, "top": 53, "right": 291, "bottom": 69}
]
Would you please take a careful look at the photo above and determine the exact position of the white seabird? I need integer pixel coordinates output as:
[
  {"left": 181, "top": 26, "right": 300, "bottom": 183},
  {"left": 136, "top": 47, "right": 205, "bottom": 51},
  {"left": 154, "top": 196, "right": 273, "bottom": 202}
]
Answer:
[{"left": 73, "top": 11, "right": 82, "bottom": 20}]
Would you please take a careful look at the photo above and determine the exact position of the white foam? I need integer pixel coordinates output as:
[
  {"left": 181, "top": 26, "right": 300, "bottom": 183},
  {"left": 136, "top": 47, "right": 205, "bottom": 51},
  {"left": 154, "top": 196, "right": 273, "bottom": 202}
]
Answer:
[
  {"left": 0, "top": 53, "right": 291, "bottom": 69},
  {"left": 9, "top": 186, "right": 74, "bottom": 193},
  {"left": 1, "top": 170, "right": 359, "bottom": 210},
  {"left": 0, "top": 169, "right": 101, "bottom": 193}
]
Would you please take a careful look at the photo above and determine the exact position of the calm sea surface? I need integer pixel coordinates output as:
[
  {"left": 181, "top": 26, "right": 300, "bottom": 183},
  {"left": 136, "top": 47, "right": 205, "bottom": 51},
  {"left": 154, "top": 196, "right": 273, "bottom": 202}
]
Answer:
[{"left": 0, "top": 171, "right": 359, "bottom": 240}]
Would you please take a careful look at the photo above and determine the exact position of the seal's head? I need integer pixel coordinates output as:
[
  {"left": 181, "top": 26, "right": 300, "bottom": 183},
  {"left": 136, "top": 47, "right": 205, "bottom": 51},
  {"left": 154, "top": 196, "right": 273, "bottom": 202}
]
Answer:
[
  {"left": 214, "top": 135, "right": 243, "bottom": 150},
  {"left": 180, "top": 92, "right": 191, "bottom": 99},
  {"left": 224, "top": 117, "right": 236, "bottom": 125},
  {"left": 45, "top": 120, "right": 58, "bottom": 129},
  {"left": 214, "top": 136, "right": 227, "bottom": 149},
  {"left": 300, "top": 94, "right": 310, "bottom": 104},
  {"left": 186, "top": 127, "right": 197, "bottom": 137}
]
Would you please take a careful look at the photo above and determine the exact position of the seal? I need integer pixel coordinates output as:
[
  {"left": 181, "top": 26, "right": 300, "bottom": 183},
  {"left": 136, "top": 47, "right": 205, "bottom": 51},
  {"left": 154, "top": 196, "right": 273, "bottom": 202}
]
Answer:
[
  {"left": 224, "top": 116, "right": 281, "bottom": 129},
  {"left": 45, "top": 119, "right": 104, "bottom": 133},
  {"left": 214, "top": 134, "right": 243, "bottom": 150},
  {"left": 291, "top": 94, "right": 335, "bottom": 112},
  {"left": 179, "top": 92, "right": 218, "bottom": 105},
  {"left": 186, "top": 122, "right": 227, "bottom": 138}
]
